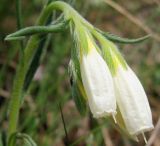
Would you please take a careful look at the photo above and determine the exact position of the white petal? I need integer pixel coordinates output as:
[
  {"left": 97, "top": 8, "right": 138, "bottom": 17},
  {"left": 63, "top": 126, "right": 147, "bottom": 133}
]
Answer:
[
  {"left": 114, "top": 65, "right": 154, "bottom": 135},
  {"left": 80, "top": 48, "right": 116, "bottom": 118}
]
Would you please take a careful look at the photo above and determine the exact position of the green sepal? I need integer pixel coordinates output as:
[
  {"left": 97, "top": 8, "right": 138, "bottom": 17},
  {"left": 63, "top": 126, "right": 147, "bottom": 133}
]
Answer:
[
  {"left": 69, "top": 59, "right": 88, "bottom": 116},
  {"left": 92, "top": 30, "right": 127, "bottom": 75},
  {"left": 101, "top": 43, "right": 118, "bottom": 75},
  {"left": 102, "top": 42, "right": 127, "bottom": 76},
  {"left": 5, "top": 20, "right": 70, "bottom": 41},
  {"left": 103, "top": 40, "right": 128, "bottom": 75},
  {"left": 72, "top": 21, "right": 92, "bottom": 54},
  {"left": 71, "top": 80, "right": 88, "bottom": 116},
  {"left": 97, "top": 29, "right": 150, "bottom": 44}
]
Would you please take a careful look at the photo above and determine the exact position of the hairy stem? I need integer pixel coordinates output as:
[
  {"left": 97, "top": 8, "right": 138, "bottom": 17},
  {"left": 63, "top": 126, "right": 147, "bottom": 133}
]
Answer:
[
  {"left": 8, "top": 1, "right": 63, "bottom": 141},
  {"left": 8, "top": 1, "right": 85, "bottom": 144}
]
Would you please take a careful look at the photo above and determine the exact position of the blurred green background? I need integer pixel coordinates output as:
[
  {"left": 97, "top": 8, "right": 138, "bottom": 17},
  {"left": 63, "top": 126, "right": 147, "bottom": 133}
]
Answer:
[{"left": 0, "top": 0, "right": 160, "bottom": 146}]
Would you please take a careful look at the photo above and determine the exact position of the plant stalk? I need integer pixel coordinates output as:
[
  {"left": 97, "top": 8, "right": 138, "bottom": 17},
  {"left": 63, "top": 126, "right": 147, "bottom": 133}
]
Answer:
[
  {"left": 8, "top": 1, "right": 63, "bottom": 141},
  {"left": 8, "top": 1, "right": 86, "bottom": 144}
]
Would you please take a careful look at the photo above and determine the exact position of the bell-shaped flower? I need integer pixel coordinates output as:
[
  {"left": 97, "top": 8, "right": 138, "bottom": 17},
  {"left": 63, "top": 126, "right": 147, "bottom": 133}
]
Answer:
[
  {"left": 80, "top": 35, "right": 116, "bottom": 118},
  {"left": 113, "top": 64, "right": 154, "bottom": 136},
  {"left": 93, "top": 32, "right": 154, "bottom": 137}
]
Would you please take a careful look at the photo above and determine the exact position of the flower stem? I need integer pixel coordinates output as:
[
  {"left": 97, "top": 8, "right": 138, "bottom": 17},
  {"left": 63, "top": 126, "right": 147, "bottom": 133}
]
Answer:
[
  {"left": 7, "top": 1, "right": 64, "bottom": 142},
  {"left": 8, "top": 0, "right": 88, "bottom": 144}
]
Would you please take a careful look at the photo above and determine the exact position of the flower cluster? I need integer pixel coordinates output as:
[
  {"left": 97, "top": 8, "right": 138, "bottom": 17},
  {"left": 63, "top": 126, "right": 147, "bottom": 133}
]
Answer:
[
  {"left": 69, "top": 20, "right": 154, "bottom": 142},
  {"left": 42, "top": 1, "right": 155, "bottom": 142}
]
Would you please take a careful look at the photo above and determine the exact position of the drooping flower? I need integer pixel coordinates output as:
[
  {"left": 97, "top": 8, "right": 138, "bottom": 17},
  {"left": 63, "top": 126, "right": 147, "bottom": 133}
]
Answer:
[
  {"left": 114, "top": 64, "right": 154, "bottom": 135},
  {"left": 79, "top": 32, "right": 117, "bottom": 118},
  {"left": 94, "top": 31, "right": 154, "bottom": 138}
]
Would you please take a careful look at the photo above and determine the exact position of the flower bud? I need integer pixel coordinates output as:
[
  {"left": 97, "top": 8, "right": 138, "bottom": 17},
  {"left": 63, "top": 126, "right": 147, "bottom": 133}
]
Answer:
[
  {"left": 80, "top": 36, "right": 116, "bottom": 118},
  {"left": 93, "top": 31, "right": 154, "bottom": 139},
  {"left": 114, "top": 65, "right": 154, "bottom": 135}
]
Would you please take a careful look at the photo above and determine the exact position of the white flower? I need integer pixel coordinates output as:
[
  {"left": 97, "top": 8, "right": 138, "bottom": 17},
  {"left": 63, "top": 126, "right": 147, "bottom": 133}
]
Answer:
[
  {"left": 114, "top": 65, "right": 154, "bottom": 136},
  {"left": 80, "top": 37, "right": 116, "bottom": 118}
]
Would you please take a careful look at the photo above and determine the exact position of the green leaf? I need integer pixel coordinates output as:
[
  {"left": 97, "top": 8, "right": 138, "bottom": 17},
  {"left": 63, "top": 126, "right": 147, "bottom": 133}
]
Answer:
[
  {"left": 8, "top": 133, "right": 37, "bottom": 146},
  {"left": 97, "top": 29, "right": 150, "bottom": 44},
  {"left": 8, "top": 132, "right": 17, "bottom": 146},
  {"left": 5, "top": 20, "right": 70, "bottom": 41},
  {"left": 23, "top": 34, "right": 49, "bottom": 91},
  {"left": 24, "top": 11, "right": 61, "bottom": 91},
  {"left": 16, "top": 133, "right": 37, "bottom": 146},
  {"left": 4, "top": 36, "right": 25, "bottom": 41}
]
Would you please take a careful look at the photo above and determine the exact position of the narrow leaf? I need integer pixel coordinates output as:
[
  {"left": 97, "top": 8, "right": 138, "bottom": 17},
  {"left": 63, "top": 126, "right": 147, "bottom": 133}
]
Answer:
[
  {"left": 16, "top": 133, "right": 37, "bottom": 146},
  {"left": 97, "top": 29, "right": 150, "bottom": 44},
  {"left": 5, "top": 20, "right": 70, "bottom": 41},
  {"left": 24, "top": 10, "right": 57, "bottom": 91},
  {"left": 8, "top": 133, "right": 17, "bottom": 146}
]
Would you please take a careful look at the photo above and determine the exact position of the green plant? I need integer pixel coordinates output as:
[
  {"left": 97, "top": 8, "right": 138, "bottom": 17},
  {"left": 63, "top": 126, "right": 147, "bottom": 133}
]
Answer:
[{"left": 4, "top": 1, "right": 154, "bottom": 146}]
